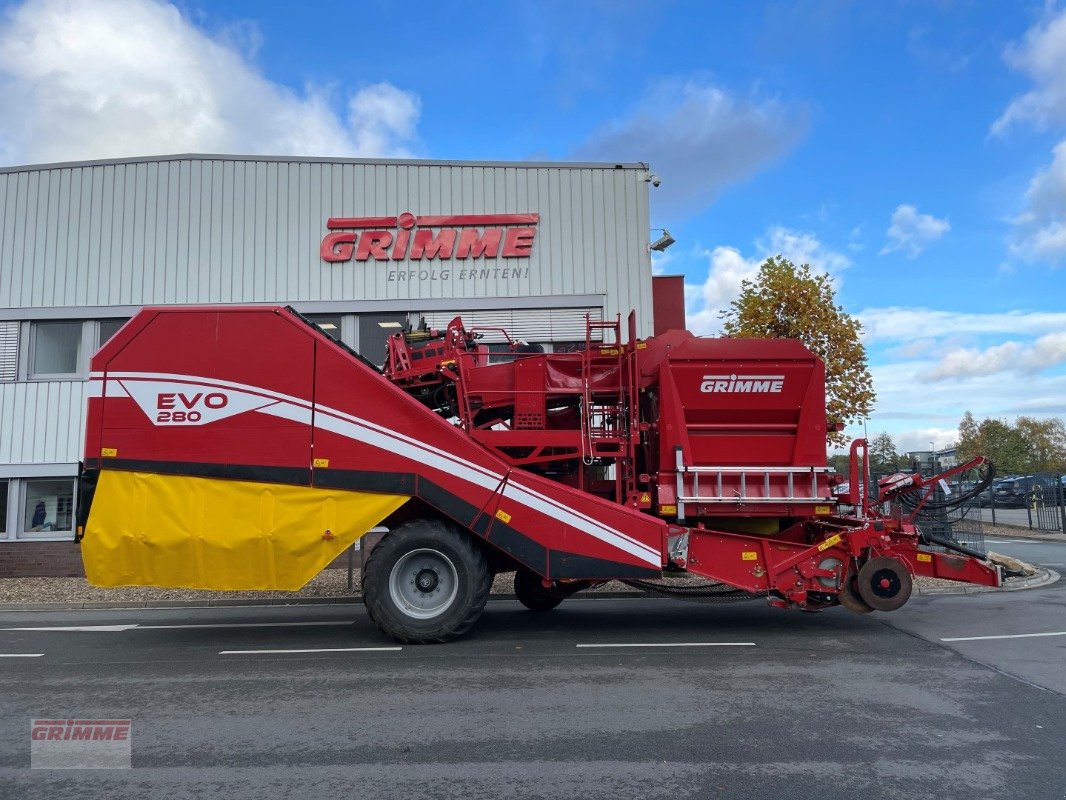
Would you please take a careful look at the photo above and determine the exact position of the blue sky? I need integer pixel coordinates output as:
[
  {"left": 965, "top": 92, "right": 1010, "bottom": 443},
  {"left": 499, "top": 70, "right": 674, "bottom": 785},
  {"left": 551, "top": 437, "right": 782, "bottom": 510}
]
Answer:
[{"left": 0, "top": 0, "right": 1064, "bottom": 452}]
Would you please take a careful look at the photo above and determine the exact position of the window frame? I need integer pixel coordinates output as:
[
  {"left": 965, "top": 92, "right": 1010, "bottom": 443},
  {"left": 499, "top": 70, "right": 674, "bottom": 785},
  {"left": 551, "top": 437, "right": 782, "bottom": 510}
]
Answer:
[
  {"left": 0, "top": 478, "right": 9, "bottom": 540},
  {"left": 17, "top": 477, "right": 77, "bottom": 539},
  {"left": 25, "top": 320, "right": 93, "bottom": 381}
]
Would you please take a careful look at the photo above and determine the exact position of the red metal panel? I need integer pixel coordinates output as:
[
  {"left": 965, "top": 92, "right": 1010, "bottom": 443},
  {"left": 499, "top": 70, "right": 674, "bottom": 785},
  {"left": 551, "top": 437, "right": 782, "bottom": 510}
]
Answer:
[{"left": 652, "top": 275, "right": 685, "bottom": 335}]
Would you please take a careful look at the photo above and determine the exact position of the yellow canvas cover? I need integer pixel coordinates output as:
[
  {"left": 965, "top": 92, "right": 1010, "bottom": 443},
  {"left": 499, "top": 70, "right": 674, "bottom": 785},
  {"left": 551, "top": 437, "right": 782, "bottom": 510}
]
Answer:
[{"left": 82, "top": 470, "right": 408, "bottom": 590}]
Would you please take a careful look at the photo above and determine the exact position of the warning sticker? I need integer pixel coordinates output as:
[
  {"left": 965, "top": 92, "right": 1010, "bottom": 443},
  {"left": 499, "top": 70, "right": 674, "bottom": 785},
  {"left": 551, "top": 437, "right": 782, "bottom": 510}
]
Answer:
[
  {"left": 817, "top": 534, "right": 842, "bottom": 552},
  {"left": 312, "top": 458, "right": 329, "bottom": 468},
  {"left": 916, "top": 553, "right": 932, "bottom": 563},
  {"left": 495, "top": 509, "right": 512, "bottom": 524},
  {"left": 741, "top": 551, "right": 758, "bottom": 561}
]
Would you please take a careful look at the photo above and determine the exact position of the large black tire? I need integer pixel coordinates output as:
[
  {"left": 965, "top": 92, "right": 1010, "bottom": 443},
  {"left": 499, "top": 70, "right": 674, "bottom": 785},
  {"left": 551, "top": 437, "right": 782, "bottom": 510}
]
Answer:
[
  {"left": 362, "top": 518, "right": 491, "bottom": 644},
  {"left": 513, "top": 569, "right": 565, "bottom": 612}
]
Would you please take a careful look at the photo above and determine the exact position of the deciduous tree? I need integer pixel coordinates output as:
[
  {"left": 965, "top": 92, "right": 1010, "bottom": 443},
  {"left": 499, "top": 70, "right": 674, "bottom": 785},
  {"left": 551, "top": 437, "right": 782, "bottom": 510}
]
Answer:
[{"left": 721, "top": 256, "right": 875, "bottom": 446}]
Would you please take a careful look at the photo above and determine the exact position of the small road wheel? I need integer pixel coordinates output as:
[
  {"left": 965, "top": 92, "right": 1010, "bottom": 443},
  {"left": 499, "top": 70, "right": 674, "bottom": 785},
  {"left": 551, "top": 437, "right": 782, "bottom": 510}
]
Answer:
[
  {"left": 837, "top": 575, "right": 874, "bottom": 614},
  {"left": 514, "top": 569, "right": 565, "bottom": 612},
  {"left": 856, "top": 556, "right": 913, "bottom": 612},
  {"left": 362, "top": 518, "right": 491, "bottom": 644}
]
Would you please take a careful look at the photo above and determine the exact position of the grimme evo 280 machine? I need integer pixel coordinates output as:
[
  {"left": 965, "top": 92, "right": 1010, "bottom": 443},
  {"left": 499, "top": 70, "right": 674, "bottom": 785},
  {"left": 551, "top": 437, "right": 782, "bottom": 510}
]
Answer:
[{"left": 77, "top": 306, "right": 1000, "bottom": 643}]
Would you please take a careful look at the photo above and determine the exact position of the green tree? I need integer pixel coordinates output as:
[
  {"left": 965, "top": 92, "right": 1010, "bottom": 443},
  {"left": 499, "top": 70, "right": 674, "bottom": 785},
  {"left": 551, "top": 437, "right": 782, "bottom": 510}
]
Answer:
[
  {"left": 869, "top": 432, "right": 900, "bottom": 472},
  {"left": 1015, "top": 416, "right": 1066, "bottom": 472},
  {"left": 974, "top": 419, "right": 1029, "bottom": 474},
  {"left": 956, "top": 410, "right": 979, "bottom": 463},
  {"left": 721, "top": 256, "right": 876, "bottom": 446}
]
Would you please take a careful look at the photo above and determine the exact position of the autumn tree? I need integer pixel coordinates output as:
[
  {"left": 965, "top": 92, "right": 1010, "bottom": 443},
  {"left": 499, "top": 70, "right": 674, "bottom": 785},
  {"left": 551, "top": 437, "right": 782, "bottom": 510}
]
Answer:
[{"left": 720, "top": 256, "right": 875, "bottom": 446}]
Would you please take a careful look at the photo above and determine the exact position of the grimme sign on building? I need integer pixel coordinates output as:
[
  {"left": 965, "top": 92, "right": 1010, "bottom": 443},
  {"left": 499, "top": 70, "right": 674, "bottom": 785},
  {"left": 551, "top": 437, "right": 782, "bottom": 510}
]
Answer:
[{"left": 320, "top": 211, "right": 540, "bottom": 282}]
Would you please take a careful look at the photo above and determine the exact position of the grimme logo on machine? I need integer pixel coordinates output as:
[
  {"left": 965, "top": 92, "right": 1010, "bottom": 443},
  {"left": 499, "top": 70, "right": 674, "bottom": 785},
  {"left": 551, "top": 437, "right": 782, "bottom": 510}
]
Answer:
[
  {"left": 320, "top": 212, "right": 539, "bottom": 277},
  {"left": 700, "top": 374, "right": 785, "bottom": 394}
]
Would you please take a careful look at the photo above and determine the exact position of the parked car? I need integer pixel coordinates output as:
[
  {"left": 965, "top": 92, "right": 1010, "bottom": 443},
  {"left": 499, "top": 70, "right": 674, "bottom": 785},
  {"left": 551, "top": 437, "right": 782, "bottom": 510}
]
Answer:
[
  {"left": 989, "top": 475, "right": 1040, "bottom": 507},
  {"left": 978, "top": 478, "right": 1012, "bottom": 507}
]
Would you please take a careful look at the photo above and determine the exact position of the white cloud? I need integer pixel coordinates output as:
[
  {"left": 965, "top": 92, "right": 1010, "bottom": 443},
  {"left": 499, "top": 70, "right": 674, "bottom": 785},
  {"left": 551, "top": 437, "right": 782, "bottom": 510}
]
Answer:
[
  {"left": 574, "top": 77, "right": 806, "bottom": 217},
  {"left": 992, "top": 8, "right": 1066, "bottom": 135},
  {"left": 893, "top": 427, "right": 960, "bottom": 454},
  {"left": 859, "top": 307, "right": 1066, "bottom": 342},
  {"left": 879, "top": 204, "right": 950, "bottom": 257},
  {"left": 0, "top": 0, "right": 421, "bottom": 166},
  {"left": 1009, "top": 139, "right": 1066, "bottom": 265},
  {"left": 685, "top": 226, "right": 849, "bottom": 335},
  {"left": 923, "top": 331, "right": 1066, "bottom": 380},
  {"left": 993, "top": 9, "right": 1066, "bottom": 267}
]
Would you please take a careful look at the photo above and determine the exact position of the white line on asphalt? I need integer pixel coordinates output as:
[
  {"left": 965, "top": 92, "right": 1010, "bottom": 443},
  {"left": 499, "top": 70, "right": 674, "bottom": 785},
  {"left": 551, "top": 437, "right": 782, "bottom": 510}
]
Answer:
[
  {"left": 219, "top": 647, "right": 402, "bottom": 655},
  {"left": 941, "top": 631, "right": 1066, "bottom": 642},
  {"left": 2, "top": 625, "right": 140, "bottom": 632},
  {"left": 576, "top": 642, "right": 756, "bottom": 648},
  {"left": 3, "top": 622, "right": 346, "bottom": 632},
  {"left": 0, "top": 653, "right": 44, "bottom": 658},
  {"left": 1042, "top": 563, "right": 1064, "bottom": 566}
]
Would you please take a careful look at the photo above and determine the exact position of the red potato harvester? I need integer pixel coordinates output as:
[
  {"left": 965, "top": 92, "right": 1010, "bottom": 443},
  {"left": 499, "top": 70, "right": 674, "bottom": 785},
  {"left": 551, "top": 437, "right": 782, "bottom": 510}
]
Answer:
[{"left": 76, "top": 306, "right": 1000, "bottom": 642}]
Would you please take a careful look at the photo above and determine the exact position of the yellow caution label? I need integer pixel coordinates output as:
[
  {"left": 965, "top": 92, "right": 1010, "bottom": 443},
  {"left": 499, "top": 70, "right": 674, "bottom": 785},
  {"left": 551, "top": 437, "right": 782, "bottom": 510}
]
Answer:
[
  {"left": 741, "top": 551, "right": 758, "bottom": 561},
  {"left": 495, "top": 509, "right": 512, "bottom": 524},
  {"left": 814, "top": 505, "right": 832, "bottom": 515},
  {"left": 916, "top": 553, "right": 932, "bottom": 563},
  {"left": 817, "top": 533, "right": 842, "bottom": 552},
  {"left": 100, "top": 447, "right": 118, "bottom": 458},
  {"left": 639, "top": 492, "right": 651, "bottom": 503},
  {"left": 636, "top": 342, "right": 647, "bottom": 350},
  {"left": 312, "top": 458, "right": 329, "bottom": 468},
  {"left": 660, "top": 504, "right": 677, "bottom": 515}
]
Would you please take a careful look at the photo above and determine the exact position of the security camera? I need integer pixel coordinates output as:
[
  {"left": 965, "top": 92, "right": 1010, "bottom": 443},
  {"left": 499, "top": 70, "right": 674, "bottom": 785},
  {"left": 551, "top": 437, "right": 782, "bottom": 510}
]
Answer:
[
  {"left": 649, "top": 229, "right": 675, "bottom": 252},
  {"left": 646, "top": 173, "right": 661, "bottom": 187}
]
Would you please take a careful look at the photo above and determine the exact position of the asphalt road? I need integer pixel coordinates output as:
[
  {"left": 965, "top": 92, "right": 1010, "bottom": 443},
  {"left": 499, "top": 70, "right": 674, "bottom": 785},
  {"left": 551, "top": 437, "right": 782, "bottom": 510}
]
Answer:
[{"left": 1, "top": 541, "right": 1065, "bottom": 800}]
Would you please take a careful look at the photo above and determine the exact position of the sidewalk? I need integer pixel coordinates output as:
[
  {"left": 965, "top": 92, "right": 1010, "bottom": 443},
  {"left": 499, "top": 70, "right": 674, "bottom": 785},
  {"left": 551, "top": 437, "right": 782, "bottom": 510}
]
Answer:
[{"left": 982, "top": 524, "right": 1066, "bottom": 542}]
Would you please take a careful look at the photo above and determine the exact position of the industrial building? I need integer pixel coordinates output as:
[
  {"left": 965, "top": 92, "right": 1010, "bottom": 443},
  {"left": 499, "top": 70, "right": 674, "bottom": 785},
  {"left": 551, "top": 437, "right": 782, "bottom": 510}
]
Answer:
[{"left": 0, "top": 154, "right": 682, "bottom": 576}]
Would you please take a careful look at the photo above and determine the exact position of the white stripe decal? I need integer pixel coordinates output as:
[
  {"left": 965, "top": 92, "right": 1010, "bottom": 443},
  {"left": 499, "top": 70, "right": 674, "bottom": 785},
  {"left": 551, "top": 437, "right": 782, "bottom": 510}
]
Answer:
[{"left": 98, "top": 371, "right": 662, "bottom": 566}]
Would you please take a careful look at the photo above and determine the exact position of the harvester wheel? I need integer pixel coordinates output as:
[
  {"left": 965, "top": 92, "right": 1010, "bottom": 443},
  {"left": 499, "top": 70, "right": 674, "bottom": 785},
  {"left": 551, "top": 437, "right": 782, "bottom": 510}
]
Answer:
[
  {"left": 837, "top": 576, "right": 874, "bottom": 614},
  {"left": 362, "top": 518, "right": 491, "bottom": 644},
  {"left": 856, "top": 556, "right": 912, "bottom": 612},
  {"left": 513, "top": 569, "right": 565, "bottom": 612}
]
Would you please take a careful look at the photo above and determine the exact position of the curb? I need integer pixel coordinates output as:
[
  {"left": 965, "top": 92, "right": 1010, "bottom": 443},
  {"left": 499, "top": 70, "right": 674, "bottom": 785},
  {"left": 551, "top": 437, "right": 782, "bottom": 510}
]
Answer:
[{"left": 914, "top": 568, "right": 1060, "bottom": 596}]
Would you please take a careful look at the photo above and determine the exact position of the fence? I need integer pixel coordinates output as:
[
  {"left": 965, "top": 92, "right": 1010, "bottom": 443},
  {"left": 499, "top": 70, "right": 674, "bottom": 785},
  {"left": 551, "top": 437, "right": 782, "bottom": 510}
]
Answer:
[{"left": 971, "top": 472, "right": 1066, "bottom": 533}]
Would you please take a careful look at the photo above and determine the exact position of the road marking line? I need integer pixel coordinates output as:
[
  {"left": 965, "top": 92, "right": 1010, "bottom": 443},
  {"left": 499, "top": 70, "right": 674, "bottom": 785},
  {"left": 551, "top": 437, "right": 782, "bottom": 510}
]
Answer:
[
  {"left": 1042, "top": 563, "right": 1064, "bottom": 566},
  {"left": 576, "top": 642, "right": 756, "bottom": 648},
  {"left": 0, "top": 653, "right": 44, "bottom": 658},
  {"left": 3, "top": 625, "right": 139, "bottom": 632},
  {"left": 219, "top": 647, "right": 401, "bottom": 655},
  {"left": 941, "top": 631, "right": 1066, "bottom": 642},
  {"left": 3, "top": 622, "right": 345, "bottom": 632}
]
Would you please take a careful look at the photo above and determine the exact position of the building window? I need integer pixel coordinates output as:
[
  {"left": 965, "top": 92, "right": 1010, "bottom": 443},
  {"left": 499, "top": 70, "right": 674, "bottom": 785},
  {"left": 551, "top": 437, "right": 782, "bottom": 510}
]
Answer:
[
  {"left": 0, "top": 321, "right": 17, "bottom": 381},
  {"left": 0, "top": 480, "right": 7, "bottom": 536},
  {"left": 31, "top": 321, "right": 83, "bottom": 377},
  {"left": 359, "top": 313, "right": 408, "bottom": 367},
  {"left": 306, "top": 314, "right": 344, "bottom": 338},
  {"left": 97, "top": 318, "right": 129, "bottom": 348},
  {"left": 22, "top": 479, "right": 75, "bottom": 534}
]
